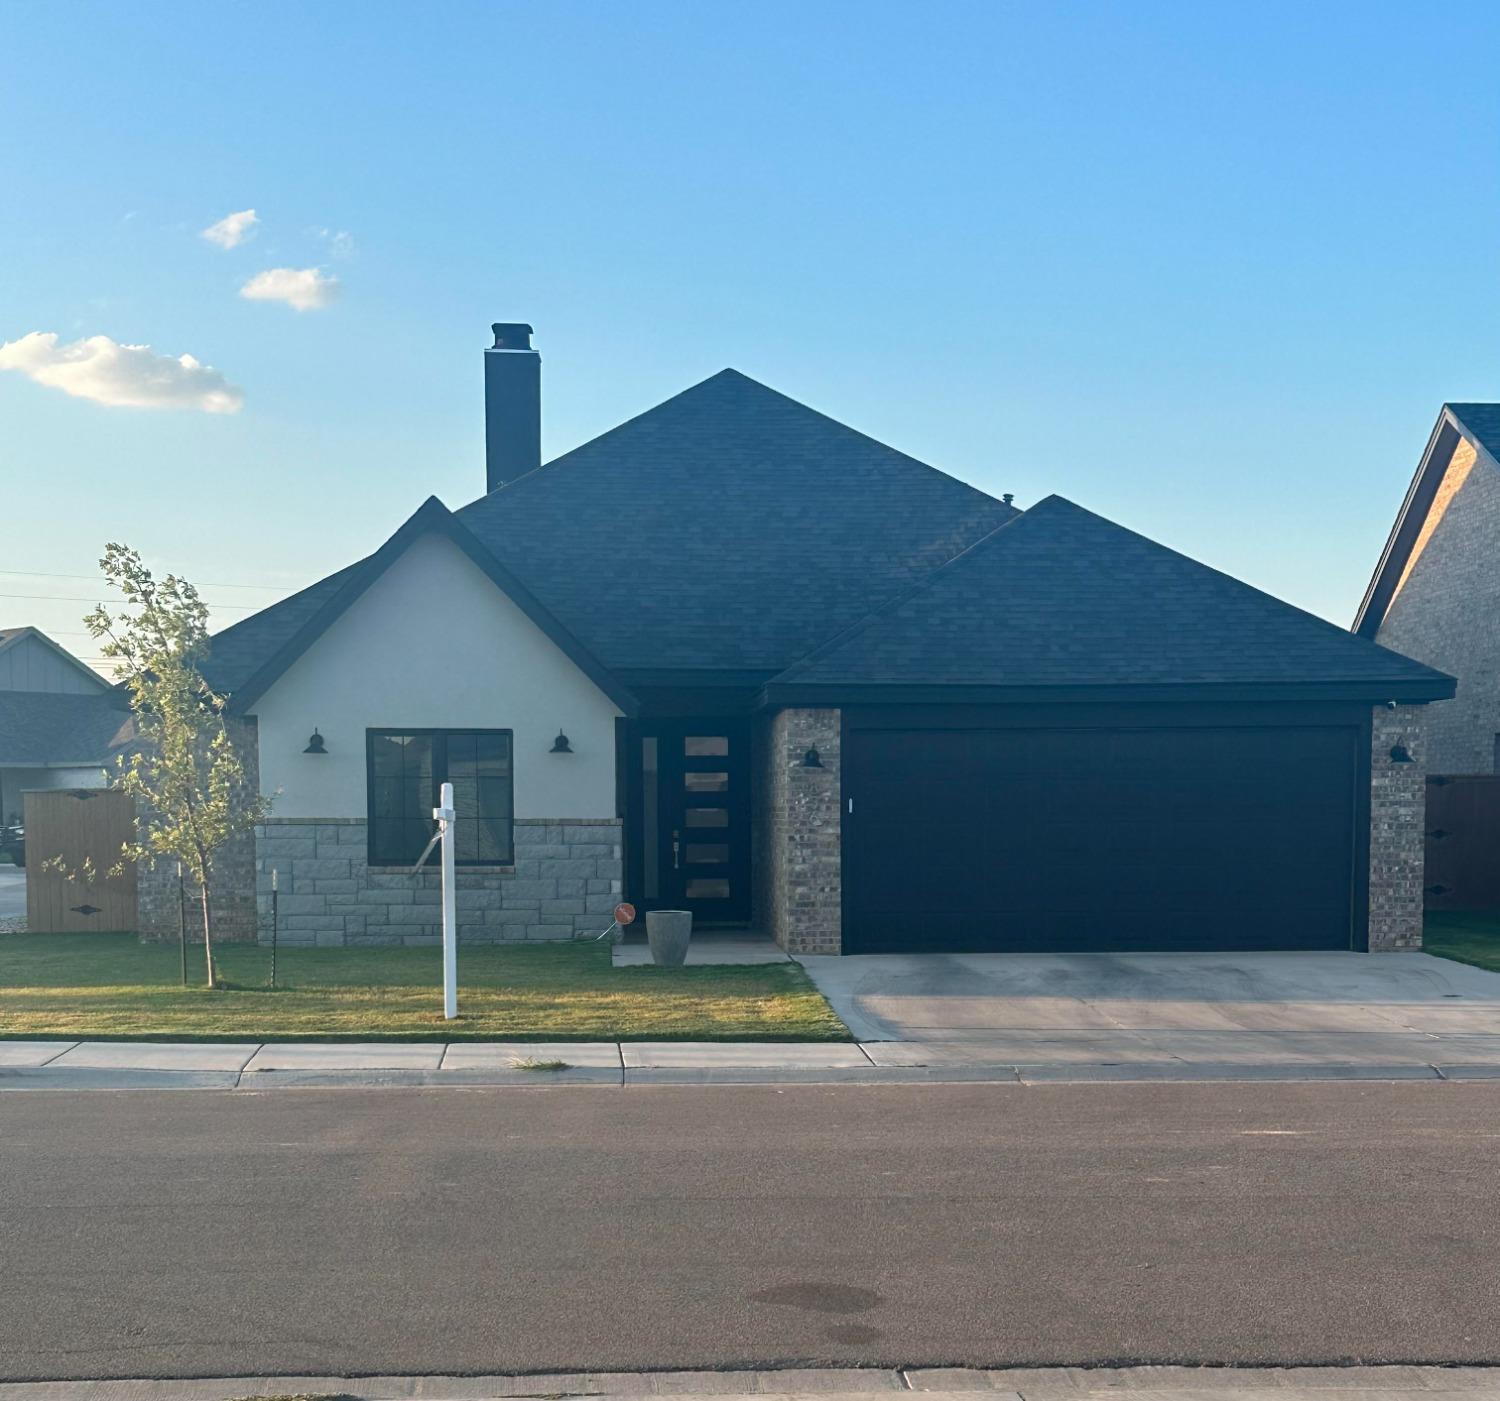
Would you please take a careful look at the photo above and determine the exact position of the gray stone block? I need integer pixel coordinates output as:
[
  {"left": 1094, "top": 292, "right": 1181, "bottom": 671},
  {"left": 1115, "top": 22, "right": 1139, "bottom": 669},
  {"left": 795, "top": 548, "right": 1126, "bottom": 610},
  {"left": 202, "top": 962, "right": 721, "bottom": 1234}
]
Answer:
[{"left": 291, "top": 858, "right": 351, "bottom": 881}]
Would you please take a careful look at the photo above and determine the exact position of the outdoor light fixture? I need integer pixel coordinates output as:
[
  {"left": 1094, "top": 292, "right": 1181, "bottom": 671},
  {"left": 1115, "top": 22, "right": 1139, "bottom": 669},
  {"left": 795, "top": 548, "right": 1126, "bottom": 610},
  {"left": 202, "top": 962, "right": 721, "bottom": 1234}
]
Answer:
[
  {"left": 549, "top": 730, "right": 573, "bottom": 754},
  {"left": 303, "top": 729, "right": 327, "bottom": 755},
  {"left": 1389, "top": 744, "right": 1414, "bottom": 764},
  {"left": 801, "top": 746, "right": 824, "bottom": 769}
]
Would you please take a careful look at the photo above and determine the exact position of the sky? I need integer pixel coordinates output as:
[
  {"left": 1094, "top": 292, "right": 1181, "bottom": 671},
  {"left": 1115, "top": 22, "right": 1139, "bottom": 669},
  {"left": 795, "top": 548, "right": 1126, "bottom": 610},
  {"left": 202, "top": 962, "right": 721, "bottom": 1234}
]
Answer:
[{"left": 3, "top": 0, "right": 1498, "bottom": 671}]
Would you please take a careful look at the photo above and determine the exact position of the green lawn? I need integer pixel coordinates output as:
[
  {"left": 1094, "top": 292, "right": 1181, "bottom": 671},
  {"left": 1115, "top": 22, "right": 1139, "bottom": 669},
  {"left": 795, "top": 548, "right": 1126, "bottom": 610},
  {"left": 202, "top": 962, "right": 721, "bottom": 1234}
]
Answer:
[
  {"left": 1424, "top": 911, "right": 1500, "bottom": 975},
  {"left": 0, "top": 933, "right": 849, "bottom": 1042}
]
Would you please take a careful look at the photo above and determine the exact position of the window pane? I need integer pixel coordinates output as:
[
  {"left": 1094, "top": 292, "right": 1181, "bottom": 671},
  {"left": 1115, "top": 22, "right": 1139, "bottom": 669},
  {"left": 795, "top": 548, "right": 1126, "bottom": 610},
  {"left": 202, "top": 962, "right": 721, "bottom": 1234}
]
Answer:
[
  {"left": 685, "top": 843, "right": 729, "bottom": 864},
  {"left": 442, "top": 732, "right": 513, "bottom": 863},
  {"left": 642, "top": 737, "right": 659, "bottom": 899},
  {"left": 368, "top": 734, "right": 436, "bottom": 863},
  {"left": 685, "top": 736, "right": 729, "bottom": 756},
  {"left": 686, "top": 878, "right": 730, "bottom": 899},
  {"left": 685, "top": 771, "right": 729, "bottom": 793},
  {"left": 684, "top": 808, "right": 729, "bottom": 828}
]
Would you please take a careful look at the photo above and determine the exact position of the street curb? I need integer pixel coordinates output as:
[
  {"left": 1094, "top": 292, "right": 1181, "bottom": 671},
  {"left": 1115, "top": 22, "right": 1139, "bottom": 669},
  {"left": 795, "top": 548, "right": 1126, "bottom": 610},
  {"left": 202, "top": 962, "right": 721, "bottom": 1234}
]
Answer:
[
  {"left": 7, "top": 1060, "right": 1498, "bottom": 1090},
  {"left": 6, "top": 1365, "right": 1500, "bottom": 1399}
]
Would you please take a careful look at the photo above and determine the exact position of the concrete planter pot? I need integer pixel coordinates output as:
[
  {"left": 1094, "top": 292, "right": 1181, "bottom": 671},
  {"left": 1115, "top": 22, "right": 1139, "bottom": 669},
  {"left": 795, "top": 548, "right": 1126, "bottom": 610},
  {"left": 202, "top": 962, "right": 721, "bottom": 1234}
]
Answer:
[{"left": 646, "top": 909, "right": 693, "bottom": 966}]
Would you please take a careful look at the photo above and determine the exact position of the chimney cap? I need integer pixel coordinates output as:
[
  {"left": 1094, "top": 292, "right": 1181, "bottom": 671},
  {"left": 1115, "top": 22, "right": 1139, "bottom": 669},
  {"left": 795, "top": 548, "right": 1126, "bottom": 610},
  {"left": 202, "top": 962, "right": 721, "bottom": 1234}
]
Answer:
[{"left": 491, "top": 322, "right": 534, "bottom": 351}]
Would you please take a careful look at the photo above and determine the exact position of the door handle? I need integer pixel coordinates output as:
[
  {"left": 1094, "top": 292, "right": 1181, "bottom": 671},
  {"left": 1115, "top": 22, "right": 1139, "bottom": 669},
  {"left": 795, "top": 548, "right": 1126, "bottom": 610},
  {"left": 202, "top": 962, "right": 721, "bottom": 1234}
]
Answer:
[{"left": 672, "top": 830, "right": 680, "bottom": 870}]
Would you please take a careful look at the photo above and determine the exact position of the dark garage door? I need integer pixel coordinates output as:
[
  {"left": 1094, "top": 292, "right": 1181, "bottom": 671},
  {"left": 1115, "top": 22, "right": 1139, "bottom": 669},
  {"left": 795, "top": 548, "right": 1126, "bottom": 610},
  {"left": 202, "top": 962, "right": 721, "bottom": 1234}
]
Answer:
[{"left": 843, "top": 724, "right": 1361, "bottom": 954}]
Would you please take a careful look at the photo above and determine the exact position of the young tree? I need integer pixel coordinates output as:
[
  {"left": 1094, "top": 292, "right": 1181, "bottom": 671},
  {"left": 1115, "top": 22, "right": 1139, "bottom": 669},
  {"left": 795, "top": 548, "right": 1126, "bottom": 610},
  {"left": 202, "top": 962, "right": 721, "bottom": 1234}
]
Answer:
[{"left": 85, "top": 544, "right": 269, "bottom": 988}]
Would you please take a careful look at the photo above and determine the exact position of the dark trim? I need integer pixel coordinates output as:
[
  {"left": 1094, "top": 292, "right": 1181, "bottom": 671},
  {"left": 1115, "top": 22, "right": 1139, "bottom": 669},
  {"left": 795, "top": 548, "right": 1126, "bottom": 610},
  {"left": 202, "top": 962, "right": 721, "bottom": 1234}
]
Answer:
[
  {"left": 365, "top": 726, "right": 515, "bottom": 868},
  {"left": 1353, "top": 412, "right": 1463, "bottom": 638},
  {"left": 230, "top": 496, "right": 638, "bottom": 716},
  {"left": 841, "top": 699, "right": 1380, "bottom": 730},
  {"left": 1351, "top": 708, "right": 1373, "bottom": 952},
  {"left": 764, "top": 678, "right": 1456, "bottom": 708}
]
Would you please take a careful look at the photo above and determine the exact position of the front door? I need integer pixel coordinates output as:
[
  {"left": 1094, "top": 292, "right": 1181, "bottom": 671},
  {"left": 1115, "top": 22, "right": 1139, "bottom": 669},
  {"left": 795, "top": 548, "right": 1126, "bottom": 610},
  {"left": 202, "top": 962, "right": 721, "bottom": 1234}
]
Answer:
[{"left": 628, "top": 720, "right": 751, "bottom": 925}]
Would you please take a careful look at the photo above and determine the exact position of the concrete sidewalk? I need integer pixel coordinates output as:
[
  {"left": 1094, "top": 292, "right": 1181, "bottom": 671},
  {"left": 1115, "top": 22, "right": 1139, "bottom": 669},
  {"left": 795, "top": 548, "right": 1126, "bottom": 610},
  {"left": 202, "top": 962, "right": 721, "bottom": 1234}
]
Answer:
[
  {"left": 5, "top": 1368, "right": 1500, "bottom": 1400},
  {"left": 8, "top": 1031, "right": 1500, "bottom": 1089}
]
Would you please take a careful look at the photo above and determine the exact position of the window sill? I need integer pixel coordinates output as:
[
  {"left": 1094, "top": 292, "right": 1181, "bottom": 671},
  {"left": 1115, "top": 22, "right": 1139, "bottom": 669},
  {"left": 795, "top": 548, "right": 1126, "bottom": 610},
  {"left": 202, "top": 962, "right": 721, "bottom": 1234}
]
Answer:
[{"left": 367, "top": 865, "right": 517, "bottom": 875}]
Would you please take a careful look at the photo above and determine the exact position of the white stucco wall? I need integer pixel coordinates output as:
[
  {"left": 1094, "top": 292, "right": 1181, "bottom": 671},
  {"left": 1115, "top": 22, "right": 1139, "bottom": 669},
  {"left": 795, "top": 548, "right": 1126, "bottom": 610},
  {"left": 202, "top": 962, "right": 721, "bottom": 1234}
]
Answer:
[{"left": 250, "top": 532, "right": 623, "bottom": 820}]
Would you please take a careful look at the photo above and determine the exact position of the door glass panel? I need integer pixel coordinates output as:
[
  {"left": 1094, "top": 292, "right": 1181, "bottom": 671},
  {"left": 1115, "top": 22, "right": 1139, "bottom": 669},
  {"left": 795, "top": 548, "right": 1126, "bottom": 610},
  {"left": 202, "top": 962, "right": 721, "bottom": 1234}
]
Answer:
[
  {"left": 685, "top": 736, "right": 729, "bottom": 756},
  {"left": 642, "top": 737, "right": 659, "bottom": 899},
  {"left": 686, "top": 877, "right": 730, "bottom": 899},
  {"left": 684, "top": 807, "right": 729, "bottom": 828},
  {"left": 685, "top": 770, "right": 729, "bottom": 793},
  {"left": 685, "top": 843, "right": 729, "bottom": 864}
]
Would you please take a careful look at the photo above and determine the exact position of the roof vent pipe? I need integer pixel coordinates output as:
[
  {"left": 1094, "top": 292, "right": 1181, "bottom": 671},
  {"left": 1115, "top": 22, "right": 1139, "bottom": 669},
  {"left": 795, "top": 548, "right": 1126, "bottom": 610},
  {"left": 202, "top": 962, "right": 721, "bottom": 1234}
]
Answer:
[{"left": 484, "top": 322, "right": 540, "bottom": 492}]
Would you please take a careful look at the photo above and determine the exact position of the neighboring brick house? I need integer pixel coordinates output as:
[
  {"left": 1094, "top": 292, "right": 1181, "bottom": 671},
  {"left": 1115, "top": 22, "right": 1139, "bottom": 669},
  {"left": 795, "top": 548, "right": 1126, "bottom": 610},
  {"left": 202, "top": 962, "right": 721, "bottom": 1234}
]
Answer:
[
  {"left": 192, "top": 323, "right": 1452, "bottom": 956},
  {"left": 1355, "top": 404, "right": 1500, "bottom": 775}
]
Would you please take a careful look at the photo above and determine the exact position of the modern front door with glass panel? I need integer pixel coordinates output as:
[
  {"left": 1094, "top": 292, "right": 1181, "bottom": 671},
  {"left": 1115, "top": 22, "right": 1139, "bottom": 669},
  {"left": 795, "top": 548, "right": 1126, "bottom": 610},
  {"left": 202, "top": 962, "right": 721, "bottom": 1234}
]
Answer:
[{"left": 628, "top": 720, "right": 750, "bottom": 924}]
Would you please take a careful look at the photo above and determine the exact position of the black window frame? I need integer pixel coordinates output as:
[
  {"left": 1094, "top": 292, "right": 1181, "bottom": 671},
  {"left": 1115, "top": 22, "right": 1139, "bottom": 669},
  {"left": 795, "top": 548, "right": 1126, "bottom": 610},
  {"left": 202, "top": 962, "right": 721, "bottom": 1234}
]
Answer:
[{"left": 365, "top": 727, "right": 515, "bottom": 869}]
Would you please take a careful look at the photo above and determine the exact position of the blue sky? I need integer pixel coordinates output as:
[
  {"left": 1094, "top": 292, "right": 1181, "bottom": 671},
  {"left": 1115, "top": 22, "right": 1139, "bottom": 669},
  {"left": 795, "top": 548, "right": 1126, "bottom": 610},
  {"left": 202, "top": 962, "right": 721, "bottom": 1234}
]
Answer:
[{"left": 3, "top": 1, "right": 1497, "bottom": 666}]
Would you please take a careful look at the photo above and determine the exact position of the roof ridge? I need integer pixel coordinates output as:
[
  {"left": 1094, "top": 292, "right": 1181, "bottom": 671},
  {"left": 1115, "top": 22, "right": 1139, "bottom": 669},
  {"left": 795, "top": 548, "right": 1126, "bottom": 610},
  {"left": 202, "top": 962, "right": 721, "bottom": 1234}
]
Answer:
[
  {"left": 769, "top": 501, "right": 1037, "bottom": 683},
  {"left": 457, "top": 367, "right": 1009, "bottom": 513}
]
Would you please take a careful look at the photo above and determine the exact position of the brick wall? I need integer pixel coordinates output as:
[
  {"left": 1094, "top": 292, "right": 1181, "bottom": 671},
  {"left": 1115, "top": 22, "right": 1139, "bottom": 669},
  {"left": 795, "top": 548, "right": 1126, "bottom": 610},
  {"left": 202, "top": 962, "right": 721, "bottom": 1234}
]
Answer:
[
  {"left": 763, "top": 708, "right": 841, "bottom": 955},
  {"left": 136, "top": 716, "right": 259, "bottom": 944},
  {"left": 1368, "top": 704, "right": 1426, "bottom": 951},
  {"left": 1376, "top": 433, "right": 1500, "bottom": 774},
  {"left": 252, "top": 816, "right": 622, "bottom": 946}
]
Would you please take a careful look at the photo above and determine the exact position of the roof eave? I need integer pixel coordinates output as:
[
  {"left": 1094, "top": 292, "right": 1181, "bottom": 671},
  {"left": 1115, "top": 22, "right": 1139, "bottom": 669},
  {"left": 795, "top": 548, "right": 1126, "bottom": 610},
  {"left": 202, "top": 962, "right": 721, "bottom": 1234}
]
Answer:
[
  {"left": 226, "top": 497, "right": 638, "bottom": 717},
  {"left": 1353, "top": 406, "right": 1472, "bottom": 638},
  {"left": 759, "top": 678, "right": 1457, "bottom": 708}
]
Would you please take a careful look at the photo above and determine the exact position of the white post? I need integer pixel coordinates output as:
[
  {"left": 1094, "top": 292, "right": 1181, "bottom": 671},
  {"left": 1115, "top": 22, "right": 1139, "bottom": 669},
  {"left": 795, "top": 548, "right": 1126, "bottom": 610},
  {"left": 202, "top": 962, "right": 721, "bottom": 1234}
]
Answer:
[{"left": 434, "top": 780, "right": 458, "bottom": 1020}]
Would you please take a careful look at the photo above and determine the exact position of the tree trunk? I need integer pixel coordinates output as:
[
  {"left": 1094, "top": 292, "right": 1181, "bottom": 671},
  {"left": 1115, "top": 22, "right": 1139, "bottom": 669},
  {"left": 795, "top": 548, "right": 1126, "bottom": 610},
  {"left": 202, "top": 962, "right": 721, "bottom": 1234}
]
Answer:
[{"left": 199, "top": 877, "right": 215, "bottom": 989}]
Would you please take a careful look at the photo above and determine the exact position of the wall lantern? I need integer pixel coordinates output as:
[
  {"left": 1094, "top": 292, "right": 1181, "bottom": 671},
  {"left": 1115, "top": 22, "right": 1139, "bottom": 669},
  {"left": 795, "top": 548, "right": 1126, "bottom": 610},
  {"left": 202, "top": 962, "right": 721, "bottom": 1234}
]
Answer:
[
  {"left": 549, "top": 730, "right": 573, "bottom": 754},
  {"left": 1389, "top": 743, "right": 1414, "bottom": 764},
  {"left": 303, "top": 728, "right": 328, "bottom": 755},
  {"left": 801, "top": 746, "right": 824, "bottom": 769}
]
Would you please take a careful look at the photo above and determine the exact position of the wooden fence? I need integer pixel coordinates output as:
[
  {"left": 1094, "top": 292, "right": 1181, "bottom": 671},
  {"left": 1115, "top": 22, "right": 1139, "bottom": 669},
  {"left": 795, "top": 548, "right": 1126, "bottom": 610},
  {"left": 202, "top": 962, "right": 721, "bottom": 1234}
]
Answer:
[
  {"left": 1425, "top": 775, "right": 1500, "bottom": 912},
  {"left": 23, "top": 788, "right": 139, "bottom": 933}
]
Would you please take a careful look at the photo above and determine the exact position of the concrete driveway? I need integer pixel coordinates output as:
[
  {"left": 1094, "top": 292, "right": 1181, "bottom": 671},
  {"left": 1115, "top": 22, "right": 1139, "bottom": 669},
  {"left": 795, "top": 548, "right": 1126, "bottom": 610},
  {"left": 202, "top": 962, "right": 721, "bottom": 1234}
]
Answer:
[
  {"left": 798, "top": 950, "right": 1500, "bottom": 1071},
  {"left": 0, "top": 864, "right": 25, "bottom": 923}
]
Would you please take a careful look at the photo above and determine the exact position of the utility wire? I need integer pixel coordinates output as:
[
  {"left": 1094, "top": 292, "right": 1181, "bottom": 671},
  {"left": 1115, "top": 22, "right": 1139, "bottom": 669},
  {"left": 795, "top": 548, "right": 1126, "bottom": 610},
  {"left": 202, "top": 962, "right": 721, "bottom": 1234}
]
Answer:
[
  {"left": 0, "top": 567, "right": 292, "bottom": 591},
  {"left": 0, "top": 591, "right": 259, "bottom": 609}
]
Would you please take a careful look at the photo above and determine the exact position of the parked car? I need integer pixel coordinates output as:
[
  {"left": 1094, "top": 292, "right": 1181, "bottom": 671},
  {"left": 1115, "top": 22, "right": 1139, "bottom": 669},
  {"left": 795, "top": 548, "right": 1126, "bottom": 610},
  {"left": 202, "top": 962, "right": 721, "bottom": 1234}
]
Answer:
[{"left": 1, "top": 816, "right": 24, "bottom": 868}]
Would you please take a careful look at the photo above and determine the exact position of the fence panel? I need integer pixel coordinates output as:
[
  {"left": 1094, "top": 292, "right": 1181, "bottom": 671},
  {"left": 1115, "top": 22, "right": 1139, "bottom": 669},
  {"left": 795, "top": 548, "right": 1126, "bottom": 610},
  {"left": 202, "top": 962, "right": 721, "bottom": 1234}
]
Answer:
[
  {"left": 23, "top": 788, "right": 138, "bottom": 932},
  {"left": 1425, "top": 775, "right": 1500, "bottom": 912}
]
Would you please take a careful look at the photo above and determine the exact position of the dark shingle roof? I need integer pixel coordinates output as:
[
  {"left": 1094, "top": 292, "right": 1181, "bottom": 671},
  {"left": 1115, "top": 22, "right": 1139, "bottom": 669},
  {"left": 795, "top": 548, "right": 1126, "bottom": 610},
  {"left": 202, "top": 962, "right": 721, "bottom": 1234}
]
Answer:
[
  {"left": 1446, "top": 403, "right": 1500, "bottom": 461},
  {"left": 455, "top": 369, "right": 1015, "bottom": 672},
  {"left": 769, "top": 496, "right": 1454, "bottom": 700},
  {"left": 0, "top": 690, "right": 133, "bottom": 768},
  {"left": 201, "top": 564, "right": 361, "bottom": 696}
]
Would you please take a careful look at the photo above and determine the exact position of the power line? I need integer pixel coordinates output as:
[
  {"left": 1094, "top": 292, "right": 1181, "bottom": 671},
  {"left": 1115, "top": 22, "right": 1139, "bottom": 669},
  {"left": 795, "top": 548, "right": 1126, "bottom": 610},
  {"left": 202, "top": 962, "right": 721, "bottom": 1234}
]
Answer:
[
  {"left": 0, "top": 567, "right": 293, "bottom": 592},
  {"left": 0, "top": 591, "right": 259, "bottom": 610}
]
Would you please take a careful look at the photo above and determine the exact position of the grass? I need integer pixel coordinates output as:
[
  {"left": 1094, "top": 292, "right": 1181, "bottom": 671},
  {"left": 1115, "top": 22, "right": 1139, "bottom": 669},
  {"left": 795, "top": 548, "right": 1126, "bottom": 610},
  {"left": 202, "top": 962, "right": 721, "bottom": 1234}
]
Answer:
[
  {"left": 1423, "top": 910, "right": 1500, "bottom": 974},
  {"left": 0, "top": 933, "right": 849, "bottom": 1042}
]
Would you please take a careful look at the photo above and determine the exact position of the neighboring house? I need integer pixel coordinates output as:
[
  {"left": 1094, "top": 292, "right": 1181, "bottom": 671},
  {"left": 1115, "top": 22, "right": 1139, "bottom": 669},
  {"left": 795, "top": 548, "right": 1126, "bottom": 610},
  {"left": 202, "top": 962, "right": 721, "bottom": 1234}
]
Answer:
[
  {"left": 1355, "top": 404, "right": 1500, "bottom": 775},
  {"left": 0, "top": 628, "right": 126, "bottom": 824},
  {"left": 180, "top": 324, "right": 1453, "bottom": 956}
]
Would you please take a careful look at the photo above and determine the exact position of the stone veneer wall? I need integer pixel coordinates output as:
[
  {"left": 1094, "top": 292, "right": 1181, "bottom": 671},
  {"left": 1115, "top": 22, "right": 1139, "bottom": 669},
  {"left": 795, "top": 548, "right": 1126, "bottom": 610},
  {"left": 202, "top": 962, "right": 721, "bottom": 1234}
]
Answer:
[
  {"left": 252, "top": 816, "right": 622, "bottom": 946},
  {"left": 764, "top": 708, "right": 841, "bottom": 954},
  {"left": 1367, "top": 703, "right": 1427, "bottom": 951},
  {"left": 137, "top": 717, "right": 260, "bottom": 943}
]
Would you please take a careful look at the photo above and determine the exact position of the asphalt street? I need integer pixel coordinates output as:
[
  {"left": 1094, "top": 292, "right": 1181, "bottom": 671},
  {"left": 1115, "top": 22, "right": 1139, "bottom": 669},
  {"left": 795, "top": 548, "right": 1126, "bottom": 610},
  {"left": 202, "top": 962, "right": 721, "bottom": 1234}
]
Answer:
[{"left": 4, "top": 1082, "right": 1500, "bottom": 1381}]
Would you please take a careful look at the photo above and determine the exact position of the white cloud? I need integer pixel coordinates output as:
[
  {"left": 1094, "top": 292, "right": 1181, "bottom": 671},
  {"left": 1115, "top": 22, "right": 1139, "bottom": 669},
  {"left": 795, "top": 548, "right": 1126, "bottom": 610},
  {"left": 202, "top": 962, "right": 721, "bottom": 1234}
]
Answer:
[
  {"left": 0, "top": 331, "right": 244, "bottom": 413},
  {"left": 239, "top": 266, "right": 339, "bottom": 312},
  {"left": 201, "top": 208, "right": 259, "bottom": 249}
]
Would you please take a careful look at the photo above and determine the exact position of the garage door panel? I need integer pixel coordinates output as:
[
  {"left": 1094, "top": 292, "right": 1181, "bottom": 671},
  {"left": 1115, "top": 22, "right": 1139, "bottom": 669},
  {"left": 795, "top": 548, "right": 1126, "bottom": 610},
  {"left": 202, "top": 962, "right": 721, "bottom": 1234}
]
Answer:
[{"left": 843, "top": 723, "right": 1359, "bottom": 954}]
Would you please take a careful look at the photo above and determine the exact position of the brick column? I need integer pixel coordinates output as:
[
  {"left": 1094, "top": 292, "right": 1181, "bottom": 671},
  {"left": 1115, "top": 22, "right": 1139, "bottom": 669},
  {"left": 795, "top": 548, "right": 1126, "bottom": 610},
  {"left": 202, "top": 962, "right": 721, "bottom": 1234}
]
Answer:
[
  {"left": 1368, "top": 704, "right": 1427, "bottom": 951},
  {"left": 766, "top": 708, "right": 841, "bottom": 955}
]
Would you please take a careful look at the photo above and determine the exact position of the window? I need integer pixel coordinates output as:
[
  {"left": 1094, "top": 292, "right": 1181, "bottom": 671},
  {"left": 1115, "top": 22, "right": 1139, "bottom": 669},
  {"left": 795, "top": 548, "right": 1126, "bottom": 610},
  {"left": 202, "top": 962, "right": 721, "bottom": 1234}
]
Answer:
[{"left": 367, "top": 729, "right": 513, "bottom": 867}]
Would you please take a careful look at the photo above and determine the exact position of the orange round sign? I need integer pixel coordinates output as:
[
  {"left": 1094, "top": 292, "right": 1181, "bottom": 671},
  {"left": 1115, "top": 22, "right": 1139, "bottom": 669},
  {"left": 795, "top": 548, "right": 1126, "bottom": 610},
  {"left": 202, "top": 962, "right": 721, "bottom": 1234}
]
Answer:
[{"left": 614, "top": 902, "right": 637, "bottom": 926}]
